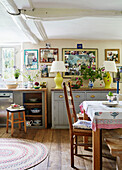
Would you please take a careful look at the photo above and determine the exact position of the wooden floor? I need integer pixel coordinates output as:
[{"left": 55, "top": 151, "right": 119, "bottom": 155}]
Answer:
[{"left": 0, "top": 127, "right": 122, "bottom": 170}]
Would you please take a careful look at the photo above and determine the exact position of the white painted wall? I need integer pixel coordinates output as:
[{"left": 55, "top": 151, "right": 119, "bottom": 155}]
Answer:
[{"left": 22, "top": 39, "right": 122, "bottom": 124}]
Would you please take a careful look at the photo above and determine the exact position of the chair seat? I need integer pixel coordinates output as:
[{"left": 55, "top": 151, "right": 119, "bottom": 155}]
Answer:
[{"left": 73, "top": 120, "right": 92, "bottom": 129}]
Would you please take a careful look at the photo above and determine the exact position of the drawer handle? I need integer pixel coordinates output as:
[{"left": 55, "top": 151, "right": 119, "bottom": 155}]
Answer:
[
  {"left": 59, "top": 95, "right": 63, "bottom": 98},
  {"left": 90, "top": 95, "right": 95, "bottom": 98},
  {"left": 75, "top": 95, "right": 80, "bottom": 98}
]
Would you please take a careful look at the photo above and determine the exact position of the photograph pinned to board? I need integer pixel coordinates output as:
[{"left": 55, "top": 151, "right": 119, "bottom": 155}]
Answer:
[
  {"left": 24, "top": 49, "right": 38, "bottom": 70},
  {"left": 40, "top": 64, "right": 55, "bottom": 78},
  {"left": 62, "top": 48, "right": 98, "bottom": 78},
  {"left": 105, "top": 49, "right": 120, "bottom": 63},
  {"left": 39, "top": 48, "right": 59, "bottom": 63}
]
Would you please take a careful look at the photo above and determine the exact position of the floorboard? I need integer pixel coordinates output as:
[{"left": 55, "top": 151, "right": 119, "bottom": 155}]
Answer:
[{"left": 0, "top": 127, "right": 121, "bottom": 170}]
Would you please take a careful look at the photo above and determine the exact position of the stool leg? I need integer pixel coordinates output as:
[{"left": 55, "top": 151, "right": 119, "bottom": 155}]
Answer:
[
  {"left": 6, "top": 111, "right": 9, "bottom": 133},
  {"left": 23, "top": 111, "right": 26, "bottom": 133},
  {"left": 11, "top": 113, "right": 14, "bottom": 136},
  {"left": 18, "top": 112, "right": 21, "bottom": 130}
]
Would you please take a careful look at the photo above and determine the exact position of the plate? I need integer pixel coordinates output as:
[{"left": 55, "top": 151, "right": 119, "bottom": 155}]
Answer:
[{"left": 102, "top": 101, "right": 118, "bottom": 107}]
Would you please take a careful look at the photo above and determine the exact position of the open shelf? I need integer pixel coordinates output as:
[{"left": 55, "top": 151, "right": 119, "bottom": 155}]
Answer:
[
  {"left": 26, "top": 115, "right": 42, "bottom": 118},
  {"left": 24, "top": 103, "right": 42, "bottom": 106},
  {"left": 23, "top": 92, "right": 44, "bottom": 128}
]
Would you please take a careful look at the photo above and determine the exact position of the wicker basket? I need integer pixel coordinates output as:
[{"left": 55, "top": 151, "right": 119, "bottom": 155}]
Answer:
[{"left": 6, "top": 84, "right": 18, "bottom": 89}]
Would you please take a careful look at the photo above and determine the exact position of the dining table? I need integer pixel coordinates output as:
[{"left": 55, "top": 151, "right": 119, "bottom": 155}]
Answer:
[{"left": 79, "top": 101, "right": 122, "bottom": 170}]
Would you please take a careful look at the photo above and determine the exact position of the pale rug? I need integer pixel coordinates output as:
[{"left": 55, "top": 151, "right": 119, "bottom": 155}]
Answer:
[{"left": 0, "top": 138, "right": 48, "bottom": 170}]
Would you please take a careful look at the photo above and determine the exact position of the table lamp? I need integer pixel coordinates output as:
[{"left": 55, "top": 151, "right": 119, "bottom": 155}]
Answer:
[
  {"left": 50, "top": 61, "right": 66, "bottom": 89},
  {"left": 103, "top": 61, "right": 117, "bottom": 89}
]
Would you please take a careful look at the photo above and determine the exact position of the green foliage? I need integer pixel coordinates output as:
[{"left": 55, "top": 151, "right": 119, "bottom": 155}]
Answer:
[
  {"left": 79, "top": 65, "right": 106, "bottom": 82},
  {"left": 14, "top": 68, "right": 20, "bottom": 78},
  {"left": 108, "top": 91, "right": 113, "bottom": 96}
]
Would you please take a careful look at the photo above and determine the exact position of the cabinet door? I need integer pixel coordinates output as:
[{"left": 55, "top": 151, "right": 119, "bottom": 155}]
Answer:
[
  {"left": 54, "top": 101, "right": 68, "bottom": 127},
  {"left": 73, "top": 92, "right": 85, "bottom": 113},
  {"left": 52, "top": 91, "right": 69, "bottom": 129}
]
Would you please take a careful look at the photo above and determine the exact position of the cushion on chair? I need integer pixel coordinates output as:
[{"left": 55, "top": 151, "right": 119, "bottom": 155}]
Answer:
[{"left": 73, "top": 120, "right": 92, "bottom": 129}]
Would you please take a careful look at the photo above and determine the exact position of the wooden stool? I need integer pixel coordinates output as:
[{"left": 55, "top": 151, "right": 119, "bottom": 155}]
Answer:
[
  {"left": 6, "top": 108, "right": 26, "bottom": 136},
  {"left": 105, "top": 138, "right": 122, "bottom": 170}
]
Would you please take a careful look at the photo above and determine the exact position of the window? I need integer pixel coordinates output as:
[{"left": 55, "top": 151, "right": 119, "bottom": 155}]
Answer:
[{"left": 2, "top": 48, "right": 15, "bottom": 79}]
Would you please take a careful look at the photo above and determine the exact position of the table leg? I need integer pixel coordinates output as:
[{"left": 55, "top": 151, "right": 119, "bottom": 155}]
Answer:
[
  {"left": 83, "top": 110, "right": 89, "bottom": 150},
  {"left": 93, "top": 128, "right": 101, "bottom": 170}
]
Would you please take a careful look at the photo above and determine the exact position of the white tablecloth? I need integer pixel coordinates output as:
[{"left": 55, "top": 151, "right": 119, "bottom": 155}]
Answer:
[{"left": 80, "top": 101, "right": 122, "bottom": 131}]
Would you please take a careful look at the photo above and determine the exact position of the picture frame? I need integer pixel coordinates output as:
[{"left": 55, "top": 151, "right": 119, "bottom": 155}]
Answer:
[
  {"left": 39, "top": 48, "right": 59, "bottom": 63},
  {"left": 105, "top": 49, "right": 120, "bottom": 63},
  {"left": 24, "top": 49, "right": 38, "bottom": 70},
  {"left": 40, "top": 64, "right": 55, "bottom": 78},
  {"left": 113, "top": 66, "right": 122, "bottom": 83},
  {"left": 62, "top": 48, "right": 98, "bottom": 77}
]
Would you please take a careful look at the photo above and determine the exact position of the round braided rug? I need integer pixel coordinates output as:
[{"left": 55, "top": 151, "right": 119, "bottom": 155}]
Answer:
[{"left": 0, "top": 138, "right": 48, "bottom": 170}]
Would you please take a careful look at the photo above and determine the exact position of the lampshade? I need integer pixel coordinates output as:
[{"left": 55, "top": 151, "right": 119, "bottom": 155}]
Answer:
[
  {"left": 50, "top": 61, "right": 66, "bottom": 72},
  {"left": 103, "top": 61, "right": 117, "bottom": 72}
]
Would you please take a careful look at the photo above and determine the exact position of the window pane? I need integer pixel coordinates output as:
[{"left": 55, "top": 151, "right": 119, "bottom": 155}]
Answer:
[{"left": 2, "top": 48, "right": 14, "bottom": 79}]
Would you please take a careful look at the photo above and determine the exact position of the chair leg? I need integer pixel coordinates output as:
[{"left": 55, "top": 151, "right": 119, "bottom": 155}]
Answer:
[
  {"left": 75, "top": 136, "right": 77, "bottom": 154},
  {"left": 11, "top": 113, "right": 14, "bottom": 136},
  {"left": 71, "top": 135, "right": 74, "bottom": 167},
  {"left": 23, "top": 111, "right": 26, "bottom": 133},
  {"left": 18, "top": 112, "right": 21, "bottom": 130},
  {"left": 6, "top": 111, "right": 9, "bottom": 133},
  {"left": 84, "top": 136, "right": 89, "bottom": 150}
]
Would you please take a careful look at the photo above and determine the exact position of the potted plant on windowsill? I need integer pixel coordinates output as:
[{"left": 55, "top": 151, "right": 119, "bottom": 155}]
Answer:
[{"left": 14, "top": 68, "right": 20, "bottom": 79}]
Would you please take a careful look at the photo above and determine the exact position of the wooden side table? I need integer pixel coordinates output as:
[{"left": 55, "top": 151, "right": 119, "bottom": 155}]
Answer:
[{"left": 6, "top": 108, "right": 26, "bottom": 136}]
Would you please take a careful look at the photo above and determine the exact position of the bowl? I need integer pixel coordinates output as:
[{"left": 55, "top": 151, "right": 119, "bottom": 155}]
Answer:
[
  {"left": 29, "top": 98, "right": 38, "bottom": 102},
  {"left": 31, "top": 108, "right": 41, "bottom": 114},
  {"left": 6, "top": 84, "right": 18, "bottom": 89},
  {"left": 33, "top": 120, "right": 41, "bottom": 126},
  {"left": 34, "top": 86, "right": 40, "bottom": 89}
]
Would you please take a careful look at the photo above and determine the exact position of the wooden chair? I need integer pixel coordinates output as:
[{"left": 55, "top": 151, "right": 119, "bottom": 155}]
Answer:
[
  {"left": 63, "top": 82, "right": 92, "bottom": 168},
  {"left": 6, "top": 108, "right": 26, "bottom": 136},
  {"left": 105, "top": 138, "right": 122, "bottom": 170}
]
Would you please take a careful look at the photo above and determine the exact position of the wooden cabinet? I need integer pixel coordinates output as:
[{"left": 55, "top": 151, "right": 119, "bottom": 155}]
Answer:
[
  {"left": 13, "top": 89, "right": 47, "bottom": 128},
  {"left": 51, "top": 88, "right": 116, "bottom": 129},
  {"left": 23, "top": 89, "right": 47, "bottom": 128}
]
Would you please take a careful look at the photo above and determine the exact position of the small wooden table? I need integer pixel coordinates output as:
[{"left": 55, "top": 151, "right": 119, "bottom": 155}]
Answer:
[
  {"left": 6, "top": 107, "right": 26, "bottom": 136},
  {"left": 80, "top": 101, "right": 122, "bottom": 170}
]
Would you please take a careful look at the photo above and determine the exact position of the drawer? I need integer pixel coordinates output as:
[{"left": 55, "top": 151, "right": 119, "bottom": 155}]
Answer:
[
  {"left": 54, "top": 92, "right": 65, "bottom": 101},
  {"left": 73, "top": 92, "right": 85, "bottom": 101},
  {"left": 86, "top": 92, "right": 107, "bottom": 100},
  {"left": 54, "top": 92, "right": 85, "bottom": 101}
]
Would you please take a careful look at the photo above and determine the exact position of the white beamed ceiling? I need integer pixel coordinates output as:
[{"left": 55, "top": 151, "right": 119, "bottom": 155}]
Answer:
[{"left": 1, "top": 0, "right": 122, "bottom": 43}]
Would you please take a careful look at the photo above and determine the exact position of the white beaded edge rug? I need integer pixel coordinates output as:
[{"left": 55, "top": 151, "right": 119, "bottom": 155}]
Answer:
[{"left": 0, "top": 138, "right": 48, "bottom": 170}]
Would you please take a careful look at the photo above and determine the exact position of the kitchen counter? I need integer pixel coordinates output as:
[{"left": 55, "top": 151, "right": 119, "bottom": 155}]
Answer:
[
  {"left": 0, "top": 88, "right": 47, "bottom": 128},
  {"left": 0, "top": 88, "right": 47, "bottom": 91},
  {"left": 51, "top": 87, "right": 117, "bottom": 91}
]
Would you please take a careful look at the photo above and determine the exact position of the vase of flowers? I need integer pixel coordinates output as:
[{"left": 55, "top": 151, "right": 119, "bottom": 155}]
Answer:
[
  {"left": 71, "top": 77, "right": 83, "bottom": 89},
  {"left": 79, "top": 65, "right": 107, "bottom": 88},
  {"left": 88, "top": 79, "right": 94, "bottom": 88},
  {"left": 22, "top": 65, "right": 42, "bottom": 88}
]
